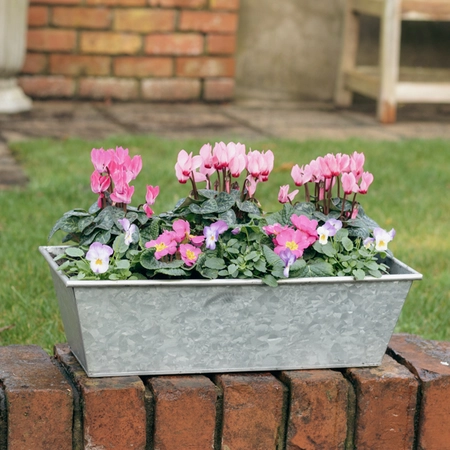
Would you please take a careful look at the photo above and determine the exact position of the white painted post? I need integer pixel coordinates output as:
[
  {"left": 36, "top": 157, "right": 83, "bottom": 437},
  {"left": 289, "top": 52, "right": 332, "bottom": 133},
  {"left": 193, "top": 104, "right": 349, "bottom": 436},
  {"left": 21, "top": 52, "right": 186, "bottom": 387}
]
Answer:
[{"left": 0, "top": 0, "right": 32, "bottom": 114}]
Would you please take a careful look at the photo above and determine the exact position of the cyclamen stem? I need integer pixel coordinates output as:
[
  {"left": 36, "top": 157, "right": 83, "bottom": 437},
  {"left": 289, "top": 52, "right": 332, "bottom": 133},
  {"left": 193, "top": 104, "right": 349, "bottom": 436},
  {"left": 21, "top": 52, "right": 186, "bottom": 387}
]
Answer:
[{"left": 190, "top": 173, "right": 199, "bottom": 200}]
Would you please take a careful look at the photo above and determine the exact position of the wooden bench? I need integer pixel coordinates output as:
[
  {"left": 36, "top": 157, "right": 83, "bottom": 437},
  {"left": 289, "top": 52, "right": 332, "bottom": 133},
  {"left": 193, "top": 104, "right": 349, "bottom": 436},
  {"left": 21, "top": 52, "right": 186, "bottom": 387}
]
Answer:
[{"left": 335, "top": 0, "right": 450, "bottom": 123}]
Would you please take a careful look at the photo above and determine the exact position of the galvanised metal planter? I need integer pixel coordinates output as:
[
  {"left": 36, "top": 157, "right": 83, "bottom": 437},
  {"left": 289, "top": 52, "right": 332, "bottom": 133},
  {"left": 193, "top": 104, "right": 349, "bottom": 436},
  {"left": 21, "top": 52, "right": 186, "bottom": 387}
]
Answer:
[{"left": 40, "top": 245, "right": 422, "bottom": 378}]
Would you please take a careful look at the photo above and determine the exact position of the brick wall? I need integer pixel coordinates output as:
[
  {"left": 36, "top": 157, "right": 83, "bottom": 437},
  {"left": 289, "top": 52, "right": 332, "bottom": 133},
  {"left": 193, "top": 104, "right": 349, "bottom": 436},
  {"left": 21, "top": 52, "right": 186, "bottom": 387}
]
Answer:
[
  {"left": 19, "top": 0, "right": 240, "bottom": 102},
  {"left": 1, "top": 334, "right": 450, "bottom": 449}
]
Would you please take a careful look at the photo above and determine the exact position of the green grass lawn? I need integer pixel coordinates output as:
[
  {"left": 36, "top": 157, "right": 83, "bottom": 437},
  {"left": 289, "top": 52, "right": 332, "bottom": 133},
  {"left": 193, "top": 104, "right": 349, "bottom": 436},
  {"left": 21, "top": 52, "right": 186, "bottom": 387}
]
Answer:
[{"left": 1, "top": 135, "right": 449, "bottom": 353}]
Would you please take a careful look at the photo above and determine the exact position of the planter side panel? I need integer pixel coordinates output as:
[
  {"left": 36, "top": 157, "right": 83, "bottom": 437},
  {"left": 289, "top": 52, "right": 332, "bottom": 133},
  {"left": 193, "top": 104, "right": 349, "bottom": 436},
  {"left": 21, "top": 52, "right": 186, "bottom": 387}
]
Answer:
[
  {"left": 73, "top": 280, "right": 412, "bottom": 376},
  {"left": 49, "top": 269, "right": 88, "bottom": 371}
]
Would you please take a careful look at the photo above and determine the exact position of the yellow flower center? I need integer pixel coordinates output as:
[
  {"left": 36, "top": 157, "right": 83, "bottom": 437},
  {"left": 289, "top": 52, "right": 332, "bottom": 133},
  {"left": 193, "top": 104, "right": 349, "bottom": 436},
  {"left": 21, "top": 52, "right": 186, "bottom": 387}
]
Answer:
[
  {"left": 95, "top": 258, "right": 103, "bottom": 266},
  {"left": 186, "top": 250, "right": 196, "bottom": 261},
  {"left": 155, "top": 242, "right": 167, "bottom": 252},
  {"left": 286, "top": 241, "right": 298, "bottom": 251}
]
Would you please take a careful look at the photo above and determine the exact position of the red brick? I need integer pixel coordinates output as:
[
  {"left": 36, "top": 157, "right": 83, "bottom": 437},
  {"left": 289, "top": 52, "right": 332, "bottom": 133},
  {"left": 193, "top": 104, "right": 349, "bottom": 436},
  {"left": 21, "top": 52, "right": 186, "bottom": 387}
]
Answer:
[
  {"left": 19, "top": 76, "right": 75, "bottom": 97},
  {"left": 52, "top": 7, "right": 111, "bottom": 29},
  {"left": 81, "top": 32, "right": 142, "bottom": 55},
  {"left": 389, "top": 334, "right": 450, "bottom": 450},
  {"left": 145, "top": 33, "right": 204, "bottom": 56},
  {"left": 21, "top": 53, "right": 47, "bottom": 74},
  {"left": 209, "top": 0, "right": 240, "bottom": 10},
  {"left": 86, "top": 0, "right": 145, "bottom": 4},
  {"left": 30, "top": 0, "right": 79, "bottom": 4},
  {"left": 28, "top": 6, "right": 48, "bottom": 27},
  {"left": 216, "top": 373, "right": 287, "bottom": 449},
  {"left": 148, "top": 0, "right": 206, "bottom": 7},
  {"left": 179, "top": 11, "right": 238, "bottom": 33},
  {"left": 148, "top": 375, "right": 218, "bottom": 449},
  {"left": 207, "top": 34, "right": 236, "bottom": 54},
  {"left": 54, "top": 344, "right": 146, "bottom": 450},
  {"left": 204, "top": 78, "right": 234, "bottom": 100},
  {"left": 176, "top": 56, "right": 235, "bottom": 77},
  {"left": 347, "top": 354, "right": 418, "bottom": 450},
  {"left": 142, "top": 78, "right": 201, "bottom": 100},
  {"left": 79, "top": 77, "right": 139, "bottom": 100},
  {"left": 114, "top": 56, "right": 172, "bottom": 77},
  {"left": 280, "top": 369, "right": 351, "bottom": 450},
  {"left": 50, "top": 54, "right": 111, "bottom": 76},
  {"left": 0, "top": 345, "right": 73, "bottom": 450},
  {"left": 114, "top": 9, "right": 175, "bottom": 33},
  {"left": 27, "top": 29, "right": 77, "bottom": 52}
]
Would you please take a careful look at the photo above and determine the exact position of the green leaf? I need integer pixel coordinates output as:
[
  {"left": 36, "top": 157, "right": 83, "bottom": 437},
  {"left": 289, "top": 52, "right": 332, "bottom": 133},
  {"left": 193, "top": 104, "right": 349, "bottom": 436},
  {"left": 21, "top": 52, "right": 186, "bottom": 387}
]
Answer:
[
  {"left": 115, "top": 260, "right": 130, "bottom": 270},
  {"left": 297, "top": 261, "right": 334, "bottom": 278},
  {"left": 237, "top": 200, "right": 261, "bottom": 215},
  {"left": 262, "top": 274, "right": 278, "bottom": 287},
  {"left": 228, "top": 264, "right": 238, "bottom": 275},
  {"left": 262, "top": 245, "right": 284, "bottom": 269},
  {"left": 218, "top": 209, "right": 237, "bottom": 226},
  {"left": 253, "top": 259, "right": 267, "bottom": 273},
  {"left": 353, "top": 268, "right": 366, "bottom": 280},
  {"left": 313, "top": 241, "right": 336, "bottom": 257},
  {"left": 216, "top": 192, "right": 236, "bottom": 213},
  {"left": 244, "top": 251, "right": 259, "bottom": 261},
  {"left": 155, "top": 268, "right": 187, "bottom": 277},
  {"left": 281, "top": 203, "right": 294, "bottom": 224},
  {"left": 64, "top": 247, "right": 84, "bottom": 258},
  {"left": 113, "top": 234, "right": 129, "bottom": 255},
  {"left": 204, "top": 257, "right": 226, "bottom": 270},
  {"left": 293, "top": 202, "right": 315, "bottom": 217},
  {"left": 341, "top": 237, "right": 354, "bottom": 252},
  {"left": 200, "top": 198, "right": 219, "bottom": 214}
]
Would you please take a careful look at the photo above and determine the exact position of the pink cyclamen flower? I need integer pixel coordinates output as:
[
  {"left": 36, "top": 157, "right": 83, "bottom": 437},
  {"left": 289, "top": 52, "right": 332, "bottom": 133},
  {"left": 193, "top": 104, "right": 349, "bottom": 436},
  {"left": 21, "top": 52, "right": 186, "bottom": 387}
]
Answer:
[
  {"left": 200, "top": 143, "right": 213, "bottom": 168},
  {"left": 358, "top": 172, "right": 374, "bottom": 194},
  {"left": 341, "top": 172, "right": 359, "bottom": 195},
  {"left": 373, "top": 228, "right": 396, "bottom": 252},
  {"left": 290, "top": 214, "right": 318, "bottom": 246},
  {"left": 180, "top": 244, "right": 202, "bottom": 267},
  {"left": 204, "top": 220, "right": 228, "bottom": 250},
  {"left": 145, "top": 232, "right": 178, "bottom": 260},
  {"left": 110, "top": 181, "right": 134, "bottom": 204},
  {"left": 118, "top": 218, "right": 138, "bottom": 246},
  {"left": 278, "top": 185, "right": 299, "bottom": 204},
  {"left": 91, "top": 148, "right": 112, "bottom": 173},
  {"left": 90, "top": 170, "right": 110, "bottom": 194},
  {"left": 143, "top": 185, "right": 159, "bottom": 217},
  {"left": 86, "top": 242, "right": 113, "bottom": 274},
  {"left": 350, "top": 151, "right": 365, "bottom": 179}
]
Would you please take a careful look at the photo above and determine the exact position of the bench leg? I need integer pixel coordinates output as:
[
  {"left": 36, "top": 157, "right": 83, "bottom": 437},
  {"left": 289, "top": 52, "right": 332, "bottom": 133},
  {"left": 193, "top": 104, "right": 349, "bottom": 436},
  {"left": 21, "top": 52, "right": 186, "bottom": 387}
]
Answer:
[
  {"left": 335, "top": 1, "right": 360, "bottom": 107},
  {"left": 377, "top": 0, "right": 402, "bottom": 123}
]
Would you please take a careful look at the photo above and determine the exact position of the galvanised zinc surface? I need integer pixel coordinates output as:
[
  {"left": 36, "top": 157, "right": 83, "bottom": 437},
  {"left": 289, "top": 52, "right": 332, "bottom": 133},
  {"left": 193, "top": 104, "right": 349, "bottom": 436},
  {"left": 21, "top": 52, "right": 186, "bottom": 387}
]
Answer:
[{"left": 41, "top": 246, "right": 422, "bottom": 377}]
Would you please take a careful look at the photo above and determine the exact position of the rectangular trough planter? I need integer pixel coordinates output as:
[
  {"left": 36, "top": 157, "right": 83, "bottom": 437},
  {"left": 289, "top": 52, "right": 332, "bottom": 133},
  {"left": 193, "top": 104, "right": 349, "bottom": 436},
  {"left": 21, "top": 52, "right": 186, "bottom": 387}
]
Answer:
[{"left": 40, "top": 245, "right": 422, "bottom": 377}]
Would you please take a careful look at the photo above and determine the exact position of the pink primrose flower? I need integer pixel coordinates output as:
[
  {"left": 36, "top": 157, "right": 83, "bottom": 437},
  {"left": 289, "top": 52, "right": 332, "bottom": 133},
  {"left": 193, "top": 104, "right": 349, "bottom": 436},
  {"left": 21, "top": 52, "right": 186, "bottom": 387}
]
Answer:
[
  {"left": 274, "top": 229, "right": 308, "bottom": 258},
  {"left": 290, "top": 214, "right": 318, "bottom": 246},
  {"left": 86, "top": 242, "right": 113, "bottom": 274},
  {"left": 180, "top": 244, "right": 202, "bottom": 267},
  {"left": 145, "top": 232, "right": 178, "bottom": 259},
  {"left": 262, "top": 223, "right": 289, "bottom": 237}
]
